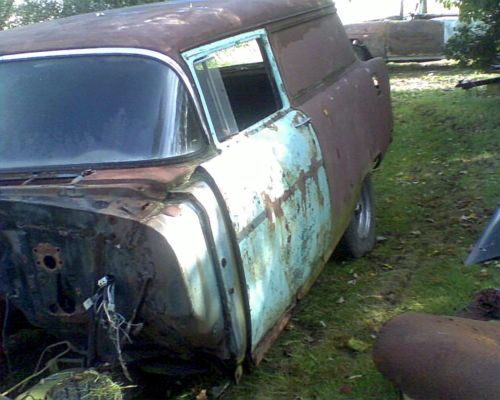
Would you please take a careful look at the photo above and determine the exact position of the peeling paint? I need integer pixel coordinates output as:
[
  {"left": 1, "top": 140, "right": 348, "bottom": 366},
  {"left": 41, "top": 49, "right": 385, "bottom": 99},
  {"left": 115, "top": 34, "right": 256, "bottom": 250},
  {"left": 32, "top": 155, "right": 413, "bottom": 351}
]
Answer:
[
  {"left": 0, "top": 0, "right": 392, "bottom": 378},
  {"left": 201, "top": 108, "right": 333, "bottom": 349}
]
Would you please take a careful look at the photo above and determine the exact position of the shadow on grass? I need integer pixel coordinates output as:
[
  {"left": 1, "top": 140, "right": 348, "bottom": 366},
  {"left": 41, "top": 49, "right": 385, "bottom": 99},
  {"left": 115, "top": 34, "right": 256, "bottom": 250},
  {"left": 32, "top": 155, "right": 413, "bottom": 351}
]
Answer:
[
  {"left": 387, "top": 60, "right": 463, "bottom": 73},
  {"left": 1, "top": 64, "right": 498, "bottom": 400},
  {"left": 224, "top": 66, "right": 499, "bottom": 400}
]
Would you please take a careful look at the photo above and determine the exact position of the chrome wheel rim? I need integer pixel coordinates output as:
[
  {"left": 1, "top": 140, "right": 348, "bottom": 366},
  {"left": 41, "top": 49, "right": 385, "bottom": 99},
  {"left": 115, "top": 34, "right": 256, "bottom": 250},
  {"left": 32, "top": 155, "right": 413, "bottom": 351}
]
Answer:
[{"left": 354, "top": 184, "right": 372, "bottom": 239}]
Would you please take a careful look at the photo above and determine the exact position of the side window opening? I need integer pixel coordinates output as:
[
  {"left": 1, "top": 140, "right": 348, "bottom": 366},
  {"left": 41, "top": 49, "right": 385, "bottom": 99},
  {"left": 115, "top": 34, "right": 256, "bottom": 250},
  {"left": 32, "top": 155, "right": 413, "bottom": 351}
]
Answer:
[
  {"left": 194, "top": 38, "right": 283, "bottom": 141},
  {"left": 195, "top": 60, "right": 239, "bottom": 139}
]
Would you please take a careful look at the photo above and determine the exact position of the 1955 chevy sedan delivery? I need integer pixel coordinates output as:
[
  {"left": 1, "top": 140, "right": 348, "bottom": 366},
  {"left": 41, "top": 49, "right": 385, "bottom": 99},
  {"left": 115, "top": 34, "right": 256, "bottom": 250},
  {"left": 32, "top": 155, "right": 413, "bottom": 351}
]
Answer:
[{"left": 0, "top": 0, "right": 392, "bottom": 379}]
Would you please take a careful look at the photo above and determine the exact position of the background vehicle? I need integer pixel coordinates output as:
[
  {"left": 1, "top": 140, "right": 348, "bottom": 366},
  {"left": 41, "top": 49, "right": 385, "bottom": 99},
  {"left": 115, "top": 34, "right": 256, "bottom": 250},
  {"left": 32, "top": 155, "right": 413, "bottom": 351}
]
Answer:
[{"left": 344, "top": 0, "right": 459, "bottom": 62}]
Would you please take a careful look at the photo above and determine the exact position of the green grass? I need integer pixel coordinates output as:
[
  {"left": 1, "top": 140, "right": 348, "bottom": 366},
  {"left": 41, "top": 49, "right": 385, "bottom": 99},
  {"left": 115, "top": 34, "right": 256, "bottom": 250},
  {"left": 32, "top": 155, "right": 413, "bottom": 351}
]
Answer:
[
  {"left": 2, "top": 63, "right": 499, "bottom": 400},
  {"left": 220, "top": 63, "right": 500, "bottom": 400}
]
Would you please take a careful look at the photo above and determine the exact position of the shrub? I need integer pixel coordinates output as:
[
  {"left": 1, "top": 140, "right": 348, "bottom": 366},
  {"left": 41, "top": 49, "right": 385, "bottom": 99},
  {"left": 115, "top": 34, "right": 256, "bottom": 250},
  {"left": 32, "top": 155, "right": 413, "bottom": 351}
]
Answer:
[{"left": 440, "top": 0, "right": 499, "bottom": 68}]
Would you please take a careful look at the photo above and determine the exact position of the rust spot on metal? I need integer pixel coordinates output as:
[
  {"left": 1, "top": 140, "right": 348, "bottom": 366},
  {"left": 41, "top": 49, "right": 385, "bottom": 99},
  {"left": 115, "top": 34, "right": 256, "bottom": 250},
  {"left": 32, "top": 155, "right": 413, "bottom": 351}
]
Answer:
[
  {"left": 33, "top": 243, "right": 63, "bottom": 272},
  {"left": 164, "top": 204, "right": 182, "bottom": 217},
  {"left": 80, "top": 164, "right": 198, "bottom": 198},
  {"left": 291, "top": 112, "right": 307, "bottom": 128},
  {"left": 252, "top": 309, "right": 293, "bottom": 365},
  {"left": 263, "top": 192, "right": 284, "bottom": 222},
  {"left": 262, "top": 158, "right": 324, "bottom": 223},
  {"left": 296, "top": 170, "right": 307, "bottom": 205}
]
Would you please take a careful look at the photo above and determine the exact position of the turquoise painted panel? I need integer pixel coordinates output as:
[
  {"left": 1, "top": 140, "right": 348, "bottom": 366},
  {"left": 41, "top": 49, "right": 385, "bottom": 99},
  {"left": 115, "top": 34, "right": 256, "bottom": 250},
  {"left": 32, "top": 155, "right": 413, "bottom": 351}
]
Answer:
[
  {"left": 201, "top": 111, "right": 333, "bottom": 349},
  {"left": 184, "top": 29, "right": 334, "bottom": 352}
]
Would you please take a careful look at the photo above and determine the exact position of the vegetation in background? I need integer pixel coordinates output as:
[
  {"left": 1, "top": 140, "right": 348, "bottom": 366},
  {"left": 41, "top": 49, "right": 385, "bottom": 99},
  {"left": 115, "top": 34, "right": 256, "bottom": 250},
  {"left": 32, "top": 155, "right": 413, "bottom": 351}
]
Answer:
[
  {"left": 0, "top": 0, "right": 14, "bottom": 30},
  {"left": 439, "top": 0, "right": 499, "bottom": 68},
  {"left": 0, "top": 0, "right": 160, "bottom": 29}
]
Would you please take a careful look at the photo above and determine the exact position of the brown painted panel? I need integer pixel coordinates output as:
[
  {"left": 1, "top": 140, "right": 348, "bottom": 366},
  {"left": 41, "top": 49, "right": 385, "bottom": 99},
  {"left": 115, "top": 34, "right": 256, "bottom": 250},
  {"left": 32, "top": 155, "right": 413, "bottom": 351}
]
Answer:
[
  {"left": 270, "top": 13, "right": 356, "bottom": 99},
  {"left": 296, "top": 59, "right": 392, "bottom": 240},
  {"left": 0, "top": 0, "right": 333, "bottom": 63},
  {"left": 270, "top": 15, "right": 392, "bottom": 241},
  {"left": 387, "top": 20, "right": 444, "bottom": 57}
]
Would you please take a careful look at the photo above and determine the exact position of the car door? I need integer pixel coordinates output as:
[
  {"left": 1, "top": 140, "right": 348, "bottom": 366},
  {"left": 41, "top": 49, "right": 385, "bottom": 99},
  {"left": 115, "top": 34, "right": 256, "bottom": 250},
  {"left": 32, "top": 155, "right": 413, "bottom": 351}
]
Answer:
[{"left": 183, "top": 30, "right": 333, "bottom": 356}]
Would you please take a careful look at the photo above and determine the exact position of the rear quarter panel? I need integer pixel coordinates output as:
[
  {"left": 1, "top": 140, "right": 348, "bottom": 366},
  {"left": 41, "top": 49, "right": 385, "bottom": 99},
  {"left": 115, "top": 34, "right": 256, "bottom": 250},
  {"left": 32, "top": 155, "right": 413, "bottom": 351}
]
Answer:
[{"left": 298, "top": 58, "right": 392, "bottom": 239}]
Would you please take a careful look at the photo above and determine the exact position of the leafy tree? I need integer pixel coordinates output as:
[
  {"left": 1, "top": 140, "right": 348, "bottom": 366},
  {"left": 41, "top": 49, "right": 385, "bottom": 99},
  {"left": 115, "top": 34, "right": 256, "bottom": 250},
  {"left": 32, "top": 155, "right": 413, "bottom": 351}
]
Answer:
[
  {"left": 0, "top": 0, "right": 14, "bottom": 30},
  {"left": 10, "top": 0, "right": 161, "bottom": 28},
  {"left": 12, "top": 0, "right": 61, "bottom": 26},
  {"left": 439, "top": 0, "right": 499, "bottom": 68},
  {"left": 440, "top": 0, "right": 498, "bottom": 21},
  {"left": 58, "top": 0, "right": 160, "bottom": 18}
]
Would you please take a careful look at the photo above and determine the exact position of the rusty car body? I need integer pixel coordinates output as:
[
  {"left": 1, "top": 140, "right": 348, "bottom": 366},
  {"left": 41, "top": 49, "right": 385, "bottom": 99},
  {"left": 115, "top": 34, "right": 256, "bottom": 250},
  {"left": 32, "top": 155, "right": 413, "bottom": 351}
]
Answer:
[
  {"left": 345, "top": 14, "right": 459, "bottom": 62},
  {"left": 0, "top": 0, "right": 392, "bottom": 378}
]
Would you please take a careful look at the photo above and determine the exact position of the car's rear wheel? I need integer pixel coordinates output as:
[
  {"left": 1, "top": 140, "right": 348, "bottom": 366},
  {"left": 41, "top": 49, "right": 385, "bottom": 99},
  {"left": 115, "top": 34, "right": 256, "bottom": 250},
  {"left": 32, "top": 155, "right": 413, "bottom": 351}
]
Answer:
[{"left": 339, "top": 175, "right": 376, "bottom": 258}]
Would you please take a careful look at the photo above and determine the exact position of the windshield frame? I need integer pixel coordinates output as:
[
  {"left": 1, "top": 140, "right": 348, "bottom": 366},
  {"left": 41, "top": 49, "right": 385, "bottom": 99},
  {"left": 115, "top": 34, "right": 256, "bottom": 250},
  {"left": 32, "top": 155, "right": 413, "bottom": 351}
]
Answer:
[{"left": 0, "top": 47, "right": 211, "bottom": 175}]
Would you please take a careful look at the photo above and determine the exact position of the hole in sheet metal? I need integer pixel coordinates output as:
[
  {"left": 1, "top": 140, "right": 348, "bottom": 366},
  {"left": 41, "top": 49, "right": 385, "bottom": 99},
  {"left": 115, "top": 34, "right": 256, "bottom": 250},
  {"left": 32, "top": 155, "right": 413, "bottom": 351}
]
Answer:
[
  {"left": 43, "top": 255, "right": 57, "bottom": 270},
  {"left": 33, "top": 243, "right": 63, "bottom": 272}
]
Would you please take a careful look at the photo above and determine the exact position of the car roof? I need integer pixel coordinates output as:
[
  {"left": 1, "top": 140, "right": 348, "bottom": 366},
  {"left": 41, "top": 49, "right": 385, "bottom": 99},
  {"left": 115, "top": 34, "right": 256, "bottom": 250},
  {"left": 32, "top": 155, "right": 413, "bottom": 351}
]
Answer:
[{"left": 0, "top": 0, "right": 335, "bottom": 61}]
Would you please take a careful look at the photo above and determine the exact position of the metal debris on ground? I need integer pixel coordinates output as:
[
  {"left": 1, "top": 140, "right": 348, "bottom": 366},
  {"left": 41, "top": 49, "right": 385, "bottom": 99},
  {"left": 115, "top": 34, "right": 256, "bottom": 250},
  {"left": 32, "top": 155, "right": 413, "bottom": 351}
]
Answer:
[
  {"left": 373, "top": 308, "right": 500, "bottom": 400},
  {"left": 456, "top": 77, "right": 500, "bottom": 90}
]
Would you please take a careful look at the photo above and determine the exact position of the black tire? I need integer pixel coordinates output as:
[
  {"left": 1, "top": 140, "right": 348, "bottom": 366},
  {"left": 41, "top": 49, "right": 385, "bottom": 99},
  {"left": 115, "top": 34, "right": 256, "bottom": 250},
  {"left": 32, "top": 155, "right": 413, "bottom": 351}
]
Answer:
[{"left": 339, "top": 175, "right": 376, "bottom": 258}]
